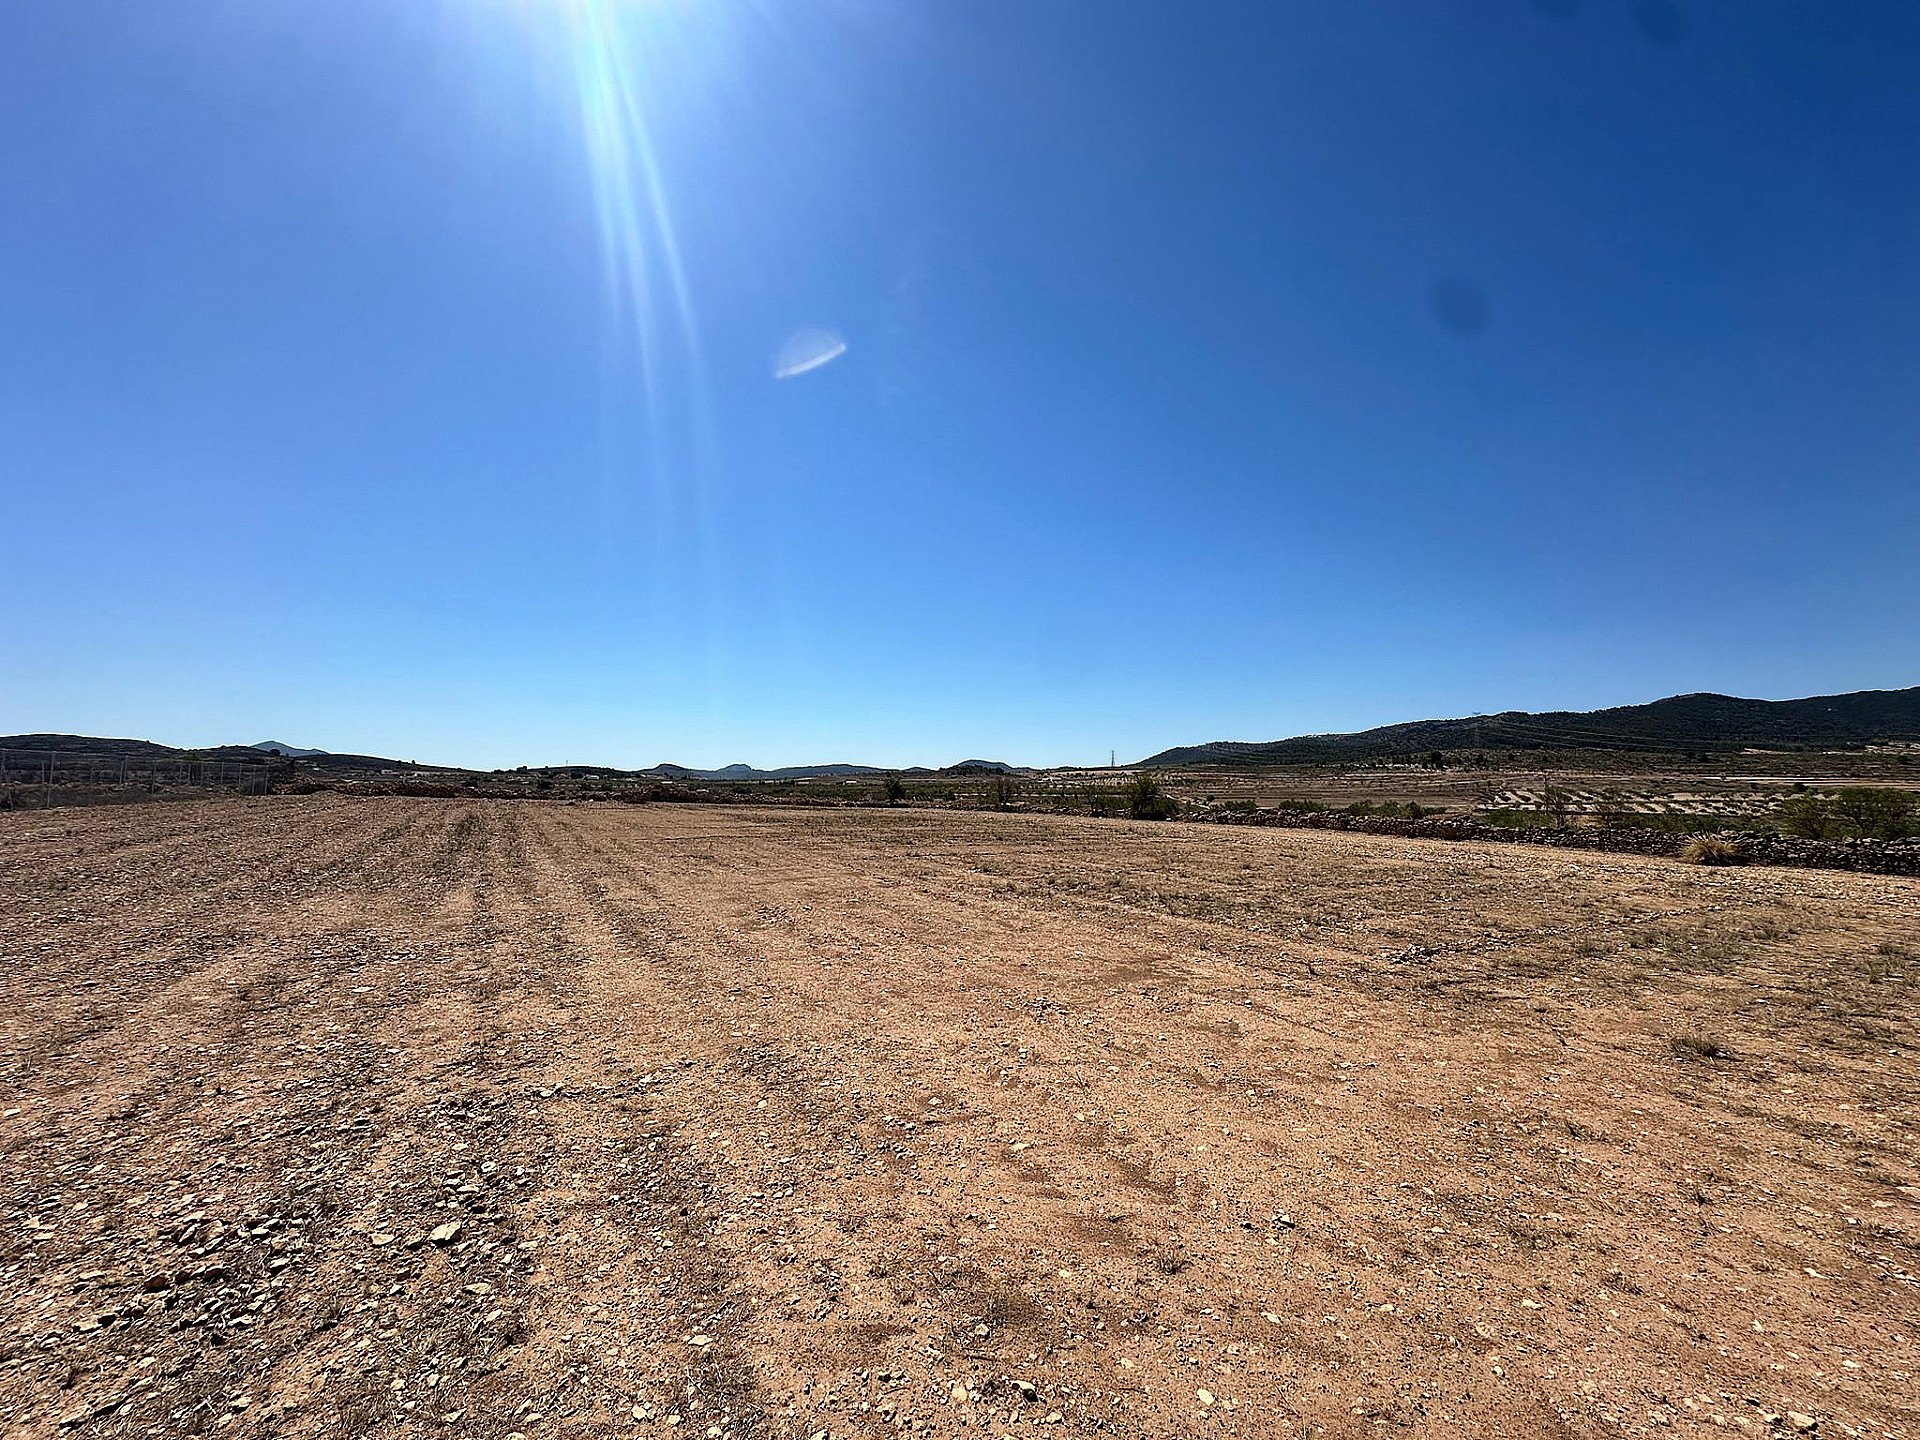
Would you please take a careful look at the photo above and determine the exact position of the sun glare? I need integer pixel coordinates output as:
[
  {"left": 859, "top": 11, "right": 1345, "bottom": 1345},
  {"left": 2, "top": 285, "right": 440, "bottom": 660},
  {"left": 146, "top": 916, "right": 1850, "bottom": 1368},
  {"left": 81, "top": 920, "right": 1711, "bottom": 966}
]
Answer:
[{"left": 563, "top": 0, "right": 701, "bottom": 398}]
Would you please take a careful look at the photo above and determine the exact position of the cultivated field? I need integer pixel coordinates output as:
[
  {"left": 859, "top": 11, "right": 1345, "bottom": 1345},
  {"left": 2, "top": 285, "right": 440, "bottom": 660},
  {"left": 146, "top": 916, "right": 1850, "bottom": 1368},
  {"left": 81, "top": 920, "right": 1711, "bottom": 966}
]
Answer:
[{"left": 2, "top": 798, "right": 1916, "bottom": 1440}]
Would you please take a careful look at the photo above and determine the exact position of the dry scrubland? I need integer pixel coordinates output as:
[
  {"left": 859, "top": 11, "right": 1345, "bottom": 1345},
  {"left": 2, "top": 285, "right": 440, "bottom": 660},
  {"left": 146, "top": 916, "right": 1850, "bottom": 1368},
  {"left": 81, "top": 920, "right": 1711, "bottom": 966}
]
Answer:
[{"left": 1, "top": 798, "right": 1916, "bottom": 1440}]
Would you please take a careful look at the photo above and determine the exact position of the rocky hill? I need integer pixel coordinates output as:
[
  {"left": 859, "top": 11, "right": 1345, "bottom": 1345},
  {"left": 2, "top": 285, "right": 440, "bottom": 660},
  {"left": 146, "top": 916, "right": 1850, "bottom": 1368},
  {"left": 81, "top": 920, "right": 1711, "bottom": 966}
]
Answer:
[{"left": 1141, "top": 687, "right": 1920, "bottom": 768}]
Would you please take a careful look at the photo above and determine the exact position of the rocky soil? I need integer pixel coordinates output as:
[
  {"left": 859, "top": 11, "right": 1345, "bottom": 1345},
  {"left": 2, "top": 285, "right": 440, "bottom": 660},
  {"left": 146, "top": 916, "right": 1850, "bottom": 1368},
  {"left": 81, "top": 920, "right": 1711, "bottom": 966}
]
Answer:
[{"left": 1, "top": 797, "right": 1915, "bottom": 1439}]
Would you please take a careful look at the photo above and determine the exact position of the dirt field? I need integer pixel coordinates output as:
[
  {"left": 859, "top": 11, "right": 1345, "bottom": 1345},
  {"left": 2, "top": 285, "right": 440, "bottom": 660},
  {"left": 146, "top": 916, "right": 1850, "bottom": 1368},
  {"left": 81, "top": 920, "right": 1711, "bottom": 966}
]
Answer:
[{"left": 2, "top": 798, "right": 1916, "bottom": 1440}]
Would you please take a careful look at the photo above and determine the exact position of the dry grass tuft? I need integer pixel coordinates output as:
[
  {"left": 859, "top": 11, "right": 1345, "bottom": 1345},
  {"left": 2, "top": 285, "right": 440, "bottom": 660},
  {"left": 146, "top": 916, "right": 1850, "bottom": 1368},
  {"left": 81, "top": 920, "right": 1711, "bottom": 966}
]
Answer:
[
  {"left": 1679, "top": 835, "right": 1745, "bottom": 866},
  {"left": 1670, "top": 1034, "right": 1735, "bottom": 1062}
]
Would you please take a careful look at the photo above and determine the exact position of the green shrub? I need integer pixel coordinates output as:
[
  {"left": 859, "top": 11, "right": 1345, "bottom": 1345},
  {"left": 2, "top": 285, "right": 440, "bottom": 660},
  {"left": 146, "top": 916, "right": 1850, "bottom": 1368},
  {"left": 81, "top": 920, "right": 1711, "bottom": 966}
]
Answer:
[
  {"left": 1775, "top": 793, "right": 1837, "bottom": 839},
  {"left": 1832, "top": 787, "right": 1918, "bottom": 840},
  {"left": 1126, "top": 772, "right": 1176, "bottom": 821},
  {"left": 1619, "top": 809, "right": 1744, "bottom": 836}
]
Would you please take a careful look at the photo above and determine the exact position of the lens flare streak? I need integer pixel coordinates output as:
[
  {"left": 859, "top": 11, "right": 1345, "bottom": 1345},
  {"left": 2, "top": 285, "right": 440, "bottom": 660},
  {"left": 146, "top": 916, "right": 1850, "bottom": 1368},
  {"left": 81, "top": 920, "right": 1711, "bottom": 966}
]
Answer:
[{"left": 567, "top": 0, "right": 702, "bottom": 398}]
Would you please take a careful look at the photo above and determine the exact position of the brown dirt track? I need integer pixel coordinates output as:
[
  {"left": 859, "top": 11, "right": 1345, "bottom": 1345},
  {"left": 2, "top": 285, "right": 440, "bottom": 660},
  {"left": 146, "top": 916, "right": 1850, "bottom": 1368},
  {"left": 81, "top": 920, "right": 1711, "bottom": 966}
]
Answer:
[{"left": 2, "top": 798, "right": 1916, "bottom": 1440}]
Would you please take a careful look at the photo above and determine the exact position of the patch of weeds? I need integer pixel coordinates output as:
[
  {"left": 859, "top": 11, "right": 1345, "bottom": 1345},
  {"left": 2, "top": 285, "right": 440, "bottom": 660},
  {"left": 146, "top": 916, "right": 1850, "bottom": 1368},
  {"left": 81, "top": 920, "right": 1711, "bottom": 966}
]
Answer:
[
  {"left": 1858, "top": 942, "right": 1909, "bottom": 985},
  {"left": 1150, "top": 1244, "right": 1190, "bottom": 1276},
  {"left": 1670, "top": 1034, "right": 1735, "bottom": 1062}
]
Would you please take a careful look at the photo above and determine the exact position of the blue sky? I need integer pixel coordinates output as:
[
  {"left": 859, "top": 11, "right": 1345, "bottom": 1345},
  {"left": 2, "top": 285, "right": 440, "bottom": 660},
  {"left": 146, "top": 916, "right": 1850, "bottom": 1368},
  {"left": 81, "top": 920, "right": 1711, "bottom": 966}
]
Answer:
[{"left": 2, "top": 1, "right": 1915, "bottom": 769}]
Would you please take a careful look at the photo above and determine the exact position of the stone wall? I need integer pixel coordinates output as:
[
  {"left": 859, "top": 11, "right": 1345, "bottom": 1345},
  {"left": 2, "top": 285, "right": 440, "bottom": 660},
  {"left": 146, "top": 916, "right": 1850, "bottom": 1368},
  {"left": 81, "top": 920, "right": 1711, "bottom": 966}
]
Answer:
[{"left": 1199, "top": 806, "right": 1920, "bottom": 877}]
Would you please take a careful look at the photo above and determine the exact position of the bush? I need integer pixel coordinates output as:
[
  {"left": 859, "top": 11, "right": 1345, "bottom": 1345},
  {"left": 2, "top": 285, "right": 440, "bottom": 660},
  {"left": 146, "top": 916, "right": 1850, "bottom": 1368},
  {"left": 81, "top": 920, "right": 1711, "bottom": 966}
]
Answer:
[
  {"left": 1775, "top": 793, "right": 1836, "bottom": 839},
  {"left": 883, "top": 774, "right": 907, "bottom": 806},
  {"left": 1125, "top": 772, "right": 1176, "bottom": 821},
  {"left": 1831, "top": 786, "right": 1918, "bottom": 840},
  {"left": 1616, "top": 809, "right": 1743, "bottom": 836},
  {"left": 1679, "top": 835, "right": 1745, "bottom": 866}
]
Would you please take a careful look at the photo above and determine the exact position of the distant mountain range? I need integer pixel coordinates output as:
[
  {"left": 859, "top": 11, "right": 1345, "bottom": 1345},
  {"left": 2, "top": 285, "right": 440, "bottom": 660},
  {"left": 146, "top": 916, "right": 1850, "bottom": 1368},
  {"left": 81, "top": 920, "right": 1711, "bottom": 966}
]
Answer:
[
  {"left": 1140, "top": 687, "right": 1920, "bottom": 768},
  {"left": 14, "top": 687, "right": 1912, "bottom": 782},
  {"left": 252, "top": 741, "right": 325, "bottom": 758},
  {"left": 643, "top": 759, "right": 1021, "bottom": 781},
  {"left": 0, "top": 733, "right": 1024, "bottom": 781},
  {"left": 647, "top": 762, "right": 881, "bottom": 781}
]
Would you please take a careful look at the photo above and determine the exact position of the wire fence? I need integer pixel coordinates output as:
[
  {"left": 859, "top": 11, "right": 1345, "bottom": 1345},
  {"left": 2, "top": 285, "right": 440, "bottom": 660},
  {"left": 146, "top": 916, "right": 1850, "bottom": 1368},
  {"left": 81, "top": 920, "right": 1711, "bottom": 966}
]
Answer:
[{"left": 0, "top": 748, "right": 275, "bottom": 807}]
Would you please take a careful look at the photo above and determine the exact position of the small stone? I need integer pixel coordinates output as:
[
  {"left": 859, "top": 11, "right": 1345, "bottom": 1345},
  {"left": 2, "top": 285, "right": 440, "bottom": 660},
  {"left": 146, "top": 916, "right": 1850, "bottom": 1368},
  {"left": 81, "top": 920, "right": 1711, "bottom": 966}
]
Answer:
[
  {"left": 370, "top": 1234, "right": 396, "bottom": 1247},
  {"left": 429, "top": 1222, "right": 462, "bottom": 1246},
  {"left": 1197, "top": 1389, "right": 1216, "bottom": 1407},
  {"left": 1788, "top": 1415, "right": 1817, "bottom": 1433}
]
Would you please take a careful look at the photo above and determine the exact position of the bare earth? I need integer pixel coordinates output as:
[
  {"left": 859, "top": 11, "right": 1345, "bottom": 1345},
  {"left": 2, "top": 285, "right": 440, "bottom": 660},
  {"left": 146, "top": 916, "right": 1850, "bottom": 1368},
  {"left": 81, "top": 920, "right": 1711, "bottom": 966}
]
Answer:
[{"left": 2, "top": 798, "right": 1916, "bottom": 1440}]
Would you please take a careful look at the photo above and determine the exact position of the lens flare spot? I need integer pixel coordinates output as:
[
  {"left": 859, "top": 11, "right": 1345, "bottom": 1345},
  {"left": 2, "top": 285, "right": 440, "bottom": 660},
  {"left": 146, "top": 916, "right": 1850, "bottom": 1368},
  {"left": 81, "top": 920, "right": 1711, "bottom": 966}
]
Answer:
[{"left": 774, "top": 329, "right": 848, "bottom": 379}]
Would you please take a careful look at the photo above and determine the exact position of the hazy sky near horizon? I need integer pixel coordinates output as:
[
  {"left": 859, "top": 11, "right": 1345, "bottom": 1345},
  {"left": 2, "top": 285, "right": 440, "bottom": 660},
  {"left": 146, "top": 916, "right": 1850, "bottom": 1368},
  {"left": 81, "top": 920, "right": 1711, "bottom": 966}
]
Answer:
[{"left": 3, "top": 1, "right": 1916, "bottom": 769}]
